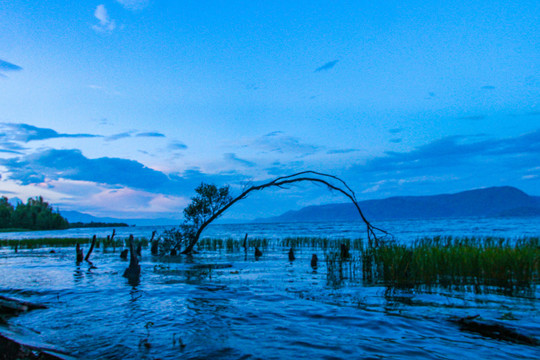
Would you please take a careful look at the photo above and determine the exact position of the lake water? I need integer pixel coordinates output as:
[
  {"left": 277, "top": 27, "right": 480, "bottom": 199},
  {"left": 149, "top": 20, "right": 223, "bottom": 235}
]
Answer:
[
  {"left": 1, "top": 216, "right": 540, "bottom": 243},
  {"left": 0, "top": 218, "right": 539, "bottom": 359}
]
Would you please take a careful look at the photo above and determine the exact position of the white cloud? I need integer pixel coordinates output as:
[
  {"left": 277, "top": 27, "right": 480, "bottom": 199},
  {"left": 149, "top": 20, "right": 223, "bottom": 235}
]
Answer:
[
  {"left": 92, "top": 5, "right": 116, "bottom": 33},
  {"left": 116, "top": 0, "right": 149, "bottom": 10}
]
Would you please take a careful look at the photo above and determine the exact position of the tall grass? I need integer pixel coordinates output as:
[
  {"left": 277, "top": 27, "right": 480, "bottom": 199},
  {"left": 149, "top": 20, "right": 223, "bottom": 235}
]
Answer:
[
  {"left": 363, "top": 236, "right": 539, "bottom": 292},
  {"left": 0, "top": 236, "right": 149, "bottom": 250}
]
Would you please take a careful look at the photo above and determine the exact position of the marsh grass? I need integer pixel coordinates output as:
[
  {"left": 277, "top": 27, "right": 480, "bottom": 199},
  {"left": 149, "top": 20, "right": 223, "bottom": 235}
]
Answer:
[
  {"left": 195, "top": 236, "right": 362, "bottom": 252},
  {"left": 1, "top": 234, "right": 537, "bottom": 293},
  {"left": 0, "top": 237, "right": 149, "bottom": 250},
  {"left": 364, "top": 236, "right": 539, "bottom": 292}
]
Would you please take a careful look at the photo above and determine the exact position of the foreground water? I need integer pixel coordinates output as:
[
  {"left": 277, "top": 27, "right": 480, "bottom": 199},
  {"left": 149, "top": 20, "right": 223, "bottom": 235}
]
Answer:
[{"left": 0, "top": 218, "right": 539, "bottom": 359}]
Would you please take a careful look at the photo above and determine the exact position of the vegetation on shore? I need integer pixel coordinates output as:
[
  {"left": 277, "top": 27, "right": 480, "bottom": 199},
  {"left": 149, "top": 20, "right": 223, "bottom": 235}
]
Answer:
[
  {"left": 68, "top": 221, "right": 129, "bottom": 229},
  {"left": 0, "top": 196, "right": 68, "bottom": 231}
]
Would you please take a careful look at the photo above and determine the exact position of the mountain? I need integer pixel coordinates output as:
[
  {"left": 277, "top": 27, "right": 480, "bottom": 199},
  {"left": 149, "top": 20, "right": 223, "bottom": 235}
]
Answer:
[
  {"left": 60, "top": 210, "right": 181, "bottom": 227},
  {"left": 256, "top": 186, "right": 540, "bottom": 223}
]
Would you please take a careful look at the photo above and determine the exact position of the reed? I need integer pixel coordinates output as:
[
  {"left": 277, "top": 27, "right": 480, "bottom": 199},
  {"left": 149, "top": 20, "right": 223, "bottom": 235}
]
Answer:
[
  {"left": 0, "top": 236, "right": 149, "bottom": 249},
  {"left": 366, "top": 236, "right": 539, "bottom": 292}
]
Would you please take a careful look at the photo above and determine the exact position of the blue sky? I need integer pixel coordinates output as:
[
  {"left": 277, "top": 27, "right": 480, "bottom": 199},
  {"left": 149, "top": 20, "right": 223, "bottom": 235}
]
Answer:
[{"left": 1, "top": 0, "right": 538, "bottom": 220}]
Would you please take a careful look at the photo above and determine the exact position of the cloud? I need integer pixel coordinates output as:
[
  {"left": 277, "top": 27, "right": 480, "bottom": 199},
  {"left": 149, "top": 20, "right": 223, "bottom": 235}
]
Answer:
[
  {"left": 389, "top": 138, "right": 402, "bottom": 143},
  {"left": 458, "top": 115, "right": 486, "bottom": 121},
  {"left": 0, "top": 123, "right": 99, "bottom": 144},
  {"left": 481, "top": 85, "right": 496, "bottom": 90},
  {"left": 326, "top": 148, "right": 359, "bottom": 155},
  {"left": 106, "top": 131, "right": 167, "bottom": 140},
  {"left": 224, "top": 153, "right": 255, "bottom": 167},
  {"left": 388, "top": 128, "right": 402, "bottom": 134},
  {"left": 106, "top": 132, "right": 133, "bottom": 141},
  {"left": 0, "top": 59, "right": 22, "bottom": 77},
  {"left": 314, "top": 60, "right": 339, "bottom": 72},
  {"left": 1, "top": 149, "right": 172, "bottom": 190},
  {"left": 350, "top": 130, "right": 540, "bottom": 181},
  {"left": 116, "top": 0, "right": 149, "bottom": 10},
  {"left": 250, "top": 131, "right": 321, "bottom": 156},
  {"left": 92, "top": 5, "right": 116, "bottom": 33},
  {"left": 136, "top": 132, "right": 165, "bottom": 138},
  {"left": 168, "top": 141, "right": 188, "bottom": 151}
]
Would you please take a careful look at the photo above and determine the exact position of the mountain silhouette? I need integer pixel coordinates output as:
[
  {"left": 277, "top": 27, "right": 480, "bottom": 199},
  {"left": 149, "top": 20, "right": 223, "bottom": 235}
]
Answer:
[{"left": 256, "top": 186, "right": 540, "bottom": 223}]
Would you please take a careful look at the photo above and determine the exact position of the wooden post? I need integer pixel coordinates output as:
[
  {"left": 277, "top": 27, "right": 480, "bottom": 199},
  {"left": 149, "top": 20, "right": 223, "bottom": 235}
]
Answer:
[
  {"left": 123, "top": 235, "right": 141, "bottom": 281},
  {"left": 111, "top": 229, "right": 116, "bottom": 253},
  {"left": 76, "top": 243, "right": 84, "bottom": 263},
  {"left": 85, "top": 235, "right": 97, "bottom": 261}
]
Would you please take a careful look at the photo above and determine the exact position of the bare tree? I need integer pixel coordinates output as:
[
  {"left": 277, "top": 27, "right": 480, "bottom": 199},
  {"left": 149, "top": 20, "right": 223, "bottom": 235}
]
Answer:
[{"left": 173, "top": 171, "right": 389, "bottom": 255}]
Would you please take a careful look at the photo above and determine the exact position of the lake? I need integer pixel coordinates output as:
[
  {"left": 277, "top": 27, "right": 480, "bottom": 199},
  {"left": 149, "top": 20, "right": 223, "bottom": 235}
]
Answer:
[{"left": 0, "top": 217, "right": 539, "bottom": 359}]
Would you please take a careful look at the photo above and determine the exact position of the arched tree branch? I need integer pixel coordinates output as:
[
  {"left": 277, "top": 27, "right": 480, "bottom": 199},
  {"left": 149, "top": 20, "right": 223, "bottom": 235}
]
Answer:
[{"left": 181, "top": 171, "right": 390, "bottom": 254}]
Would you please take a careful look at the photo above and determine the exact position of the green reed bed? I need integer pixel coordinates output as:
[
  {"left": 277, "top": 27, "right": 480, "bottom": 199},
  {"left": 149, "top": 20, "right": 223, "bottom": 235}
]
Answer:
[
  {"left": 366, "top": 236, "right": 539, "bottom": 291},
  {"left": 0, "top": 236, "right": 149, "bottom": 250},
  {"left": 282, "top": 237, "right": 363, "bottom": 250},
  {"left": 196, "top": 237, "right": 271, "bottom": 252},
  {"left": 195, "top": 236, "right": 362, "bottom": 252}
]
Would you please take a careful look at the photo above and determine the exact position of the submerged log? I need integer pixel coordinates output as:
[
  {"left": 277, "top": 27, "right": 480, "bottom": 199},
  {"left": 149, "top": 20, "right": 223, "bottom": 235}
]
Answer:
[
  {"left": 84, "top": 235, "right": 97, "bottom": 262},
  {"left": 123, "top": 235, "right": 141, "bottom": 281},
  {"left": 254, "top": 247, "right": 262, "bottom": 259},
  {"left": 451, "top": 315, "right": 539, "bottom": 346},
  {"left": 0, "top": 295, "right": 47, "bottom": 314},
  {"left": 120, "top": 249, "right": 128, "bottom": 260},
  {"left": 0, "top": 332, "right": 75, "bottom": 360}
]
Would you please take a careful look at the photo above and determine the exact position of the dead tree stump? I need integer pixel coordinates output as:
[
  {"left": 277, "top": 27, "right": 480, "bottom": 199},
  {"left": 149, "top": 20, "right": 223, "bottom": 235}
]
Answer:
[
  {"left": 85, "top": 235, "right": 97, "bottom": 262},
  {"left": 288, "top": 248, "right": 295, "bottom": 261},
  {"left": 76, "top": 244, "right": 84, "bottom": 263},
  {"left": 123, "top": 235, "right": 141, "bottom": 281}
]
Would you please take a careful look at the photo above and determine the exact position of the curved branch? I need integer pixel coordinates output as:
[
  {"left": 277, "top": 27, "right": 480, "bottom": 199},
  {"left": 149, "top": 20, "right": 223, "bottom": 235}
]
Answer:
[{"left": 181, "top": 172, "right": 390, "bottom": 254}]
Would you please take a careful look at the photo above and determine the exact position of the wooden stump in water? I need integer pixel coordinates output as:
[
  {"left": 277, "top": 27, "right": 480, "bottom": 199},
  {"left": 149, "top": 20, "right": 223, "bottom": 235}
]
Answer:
[
  {"left": 120, "top": 249, "right": 128, "bottom": 260},
  {"left": 340, "top": 243, "right": 350, "bottom": 259},
  {"left": 150, "top": 231, "right": 158, "bottom": 255},
  {"left": 255, "top": 247, "right": 262, "bottom": 259},
  {"left": 76, "top": 244, "right": 84, "bottom": 263},
  {"left": 123, "top": 235, "right": 141, "bottom": 281},
  {"left": 288, "top": 248, "right": 295, "bottom": 261},
  {"left": 311, "top": 254, "right": 318, "bottom": 269},
  {"left": 85, "top": 235, "right": 97, "bottom": 262}
]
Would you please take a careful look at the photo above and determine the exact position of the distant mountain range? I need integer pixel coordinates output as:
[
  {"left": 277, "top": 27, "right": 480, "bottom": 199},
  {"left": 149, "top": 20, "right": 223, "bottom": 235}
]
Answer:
[
  {"left": 255, "top": 186, "right": 540, "bottom": 223},
  {"left": 60, "top": 210, "right": 181, "bottom": 227},
  {"left": 60, "top": 186, "right": 540, "bottom": 226}
]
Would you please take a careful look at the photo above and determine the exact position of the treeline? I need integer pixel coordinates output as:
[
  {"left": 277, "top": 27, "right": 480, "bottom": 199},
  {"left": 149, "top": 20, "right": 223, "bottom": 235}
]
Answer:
[
  {"left": 0, "top": 196, "right": 69, "bottom": 230},
  {"left": 69, "top": 221, "right": 129, "bottom": 229}
]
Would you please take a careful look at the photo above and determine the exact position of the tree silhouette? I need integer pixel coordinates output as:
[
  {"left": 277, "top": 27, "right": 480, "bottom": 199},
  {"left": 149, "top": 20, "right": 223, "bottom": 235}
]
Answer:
[{"left": 163, "top": 171, "right": 390, "bottom": 255}]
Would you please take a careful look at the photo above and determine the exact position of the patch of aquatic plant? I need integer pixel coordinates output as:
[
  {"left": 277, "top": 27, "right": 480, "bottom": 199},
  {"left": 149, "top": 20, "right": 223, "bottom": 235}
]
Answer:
[
  {"left": 365, "top": 236, "right": 539, "bottom": 292},
  {"left": 0, "top": 236, "right": 149, "bottom": 249},
  {"left": 196, "top": 237, "right": 271, "bottom": 252},
  {"left": 325, "top": 250, "right": 361, "bottom": 288},
  {"left": 282, "top": 237, "right": 363, "bottom": 250}
]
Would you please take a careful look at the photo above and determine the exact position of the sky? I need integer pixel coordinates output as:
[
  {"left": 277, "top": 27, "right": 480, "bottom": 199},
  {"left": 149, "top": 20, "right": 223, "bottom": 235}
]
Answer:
[{"left": 0, "top": 0, "right": 538, "bottom": 221}]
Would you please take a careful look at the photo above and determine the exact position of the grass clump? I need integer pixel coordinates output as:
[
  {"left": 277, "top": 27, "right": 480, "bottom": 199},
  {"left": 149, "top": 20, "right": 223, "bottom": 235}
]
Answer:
[
  {"left": 366, "top": 236, "right": 539, "bottom": 292},
  {"left": 0, "top": 236, "right": 149, "bottom": 250}
]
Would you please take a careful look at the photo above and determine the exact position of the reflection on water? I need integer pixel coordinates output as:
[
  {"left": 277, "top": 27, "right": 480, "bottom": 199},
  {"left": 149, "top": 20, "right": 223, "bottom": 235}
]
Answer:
[{"left": 0, "top": 231, "right": 539, "bottom": 359}]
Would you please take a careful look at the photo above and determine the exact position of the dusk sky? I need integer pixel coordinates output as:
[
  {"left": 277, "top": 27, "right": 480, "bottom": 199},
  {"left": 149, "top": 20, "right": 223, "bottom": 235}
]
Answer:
[{"left": 1, "top": 0, "right": 538, "bottom": 221}]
